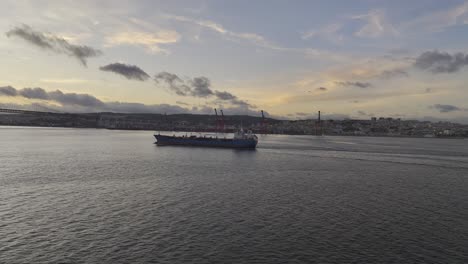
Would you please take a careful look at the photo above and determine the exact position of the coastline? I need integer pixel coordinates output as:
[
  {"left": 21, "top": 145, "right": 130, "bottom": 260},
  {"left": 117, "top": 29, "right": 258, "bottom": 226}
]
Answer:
[{"left": 1, "top": 124, "right": 466, "bottom": 139}]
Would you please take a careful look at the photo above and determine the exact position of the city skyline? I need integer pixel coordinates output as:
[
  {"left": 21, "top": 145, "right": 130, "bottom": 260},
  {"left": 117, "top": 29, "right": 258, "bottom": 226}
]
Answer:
[{"left": 1, "top": 0, "right": 468, "bottom": 123}]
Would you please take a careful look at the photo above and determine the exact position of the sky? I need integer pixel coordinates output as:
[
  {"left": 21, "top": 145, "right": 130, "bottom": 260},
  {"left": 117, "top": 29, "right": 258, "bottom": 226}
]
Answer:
[{"left": 1, "top": 0, "right": 468, "bottom": 122}]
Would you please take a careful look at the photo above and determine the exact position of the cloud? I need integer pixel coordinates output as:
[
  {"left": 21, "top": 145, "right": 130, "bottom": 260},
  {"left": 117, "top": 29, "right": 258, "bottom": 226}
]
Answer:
[
  {"left": 100, "top": 63, "right": 150, "bottom": 81},
  {"left": 317, "top": 55, "right": 413, "bottom": 83},
  {"left": 0, "top": 85, "right": 264, "bottom": 116},
  {"left": 352, "top": 9, "right": 399, "bottom": 38},
  {"left": 301, "top": 7, "right": 450, "bottom": 50},
  {"left": 154, "top": 72, "right": 192, "bottom": 96},
  {"left": 19, "top": 87, "right": 49, "bottom": 100},
  {"left": 296, "top": 112, "right": 309, "bottom": 116},
  {"left": 214, "top": 91, "right": 236, "bottom": 100},
  {"left": 402, "top": 1, "right": 468, "bottom": 33},
  {"left": 302, "top": 9, "right": 399, "bottom": 42},
  {"left": 6, "top": 24, "right": 102, "bottom": 66},
  {"left": 213, "top": 91, "right": 252, "bottom": 107},
  {"left": 284, "top": 88, "right": 439, "bottom": 106},
  {"left": 302, "top": 23, "right": 344, "bottom": 44},
  {"left": 431, "top": 104, "right": 467, "bottom": 113},
  {"left": 190, "top": 77, "right": 213, "bottom": 97},
  {"left": 335, "top": 81, "right": 372, "bottom": 88},
  {"left": 378, "top": 68, "right": 409, "bottom": 79},
  {"left": 166, "top": 15, "right": 347, "bottom": 61},
  {"left": 0, "top": 85, "right": 189, "bottom": 114},
  {"left": 0, "top": 86, "right": 18, "bottom": 96},
  {"left": 229, "top": 98, "right": 253, "bottom": 107},
  {"left": 317, "top": 87, "right": 328, "bottom": 91},
  {"left": 48, "top": 90, "right": 105, "bottom": 107},
  {"left": 414, "top": 50, "right": 468, "bottom": 73},
  {"left": 154, "top": 71, "right": 254, "bottom": 107},
  {"left": 105, "top": 30, "right": 180, "bottom": 54},
  {"left": 167, "top": 15, "right": 279, "bottom": 49},
  {"left": 1, "top": 86, "right": 105, "bottom": 107}
]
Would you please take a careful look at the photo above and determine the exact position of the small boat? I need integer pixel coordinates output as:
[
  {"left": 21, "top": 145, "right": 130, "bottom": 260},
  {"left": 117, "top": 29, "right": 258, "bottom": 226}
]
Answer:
[{"left": 154, "top": 129, "right": 258, "bottom": 149}]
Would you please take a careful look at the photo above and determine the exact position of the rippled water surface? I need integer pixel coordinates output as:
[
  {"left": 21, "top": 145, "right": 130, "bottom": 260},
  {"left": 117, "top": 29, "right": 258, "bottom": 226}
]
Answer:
[{"left": 1, "top": 127, "right": 468, "bottom": 263}]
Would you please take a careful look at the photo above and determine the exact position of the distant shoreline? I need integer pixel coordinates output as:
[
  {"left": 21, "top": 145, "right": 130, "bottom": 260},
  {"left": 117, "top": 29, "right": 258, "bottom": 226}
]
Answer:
[{"left": 1, "top": 124, "right": 465, "bottom": 139}]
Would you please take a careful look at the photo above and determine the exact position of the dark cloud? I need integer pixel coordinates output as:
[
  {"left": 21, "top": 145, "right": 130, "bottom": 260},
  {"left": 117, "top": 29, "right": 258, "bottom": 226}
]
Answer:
[
  {"left": 100, "top": 63, "right": 150, "bottom": 81},
  {"left": 214, "top": 91, "right": 237, "bottom": 100},
  {"left": 231, "top": 98, "right": 254, "bottom": 107},
  {"left": 6, "top": 24, "right": 102, "bottom": 66},
  {"left": 317, "top": 87, "right": 327, "bottom": 91},
  {"left": 0, "top": 86, "right": 103, "bottom": 107},
  {"left": 0, "top": 85, "right": 189, "bottom": 114},
  {"left": 0, "top": 86, "right": 18, "bottom": 96},
  {"left": 414, "top": 50, "right": 468, "bottom": 73},
  {"left": 14, "top": 87, "right": 103, "bottom": 108},
  {"left": 154, "top": 71, "right": 254, "bottom": 108},
  {"left": 154, "top": 72, "right": 191, "bottom": 96},
  {"left": 49, "top": 90, "right": 105, "bottom": 107},
  {"left": 335, "top": 81, "right": 372, "bottom": 88},
  {"left": 190, "top": 77, "right": 213, "bottom": 97},
  {"left": 0, "top": 85, "right": 260, "bottom": 116},
  {"left": 19, "top": 87, "right": 49, "bottom": 100},
  {"left": 379, "top": 68, "right": 409, "bottom": 79},
  {"left": 213, "top": 91, "right": 253, "bottom": 107},
  {"left": 431, "top": 104, "right": 466, "bottom": 113}
]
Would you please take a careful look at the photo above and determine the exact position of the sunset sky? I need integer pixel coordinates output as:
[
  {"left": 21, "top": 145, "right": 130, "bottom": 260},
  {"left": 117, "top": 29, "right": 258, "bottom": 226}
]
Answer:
[{"left": 1, "top": 0, "right": 468, "bottom": 122}]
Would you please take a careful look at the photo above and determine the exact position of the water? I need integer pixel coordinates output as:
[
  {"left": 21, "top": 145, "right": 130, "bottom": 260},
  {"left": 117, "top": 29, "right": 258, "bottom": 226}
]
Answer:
[{"left": 1, "top": 127, "right": 468, "bottom": 263}]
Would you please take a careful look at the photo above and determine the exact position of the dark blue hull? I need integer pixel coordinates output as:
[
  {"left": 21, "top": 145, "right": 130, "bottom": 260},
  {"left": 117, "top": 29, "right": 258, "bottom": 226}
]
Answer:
[{"left": 154, "top": 135, "right": 257, "bottom": 149}]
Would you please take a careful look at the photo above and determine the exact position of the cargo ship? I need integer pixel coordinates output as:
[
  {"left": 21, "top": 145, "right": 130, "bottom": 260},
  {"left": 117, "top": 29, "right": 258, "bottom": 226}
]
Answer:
[{"left": 154, "top": 129, "right": 258, "bottom": 149}]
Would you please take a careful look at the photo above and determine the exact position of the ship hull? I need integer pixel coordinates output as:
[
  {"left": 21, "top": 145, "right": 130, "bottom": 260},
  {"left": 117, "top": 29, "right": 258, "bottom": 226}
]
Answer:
[{"left": 154, "top": 135, "right": 257, "bottom": 149}]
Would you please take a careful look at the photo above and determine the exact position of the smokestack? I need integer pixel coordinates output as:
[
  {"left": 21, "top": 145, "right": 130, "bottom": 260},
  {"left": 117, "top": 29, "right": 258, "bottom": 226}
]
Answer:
[
  {"left": 261, "top": 110, "right": 267, "bottom": 134},
  {"left": 316, "top": 111, "right": 322, "bottom": 136}
]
